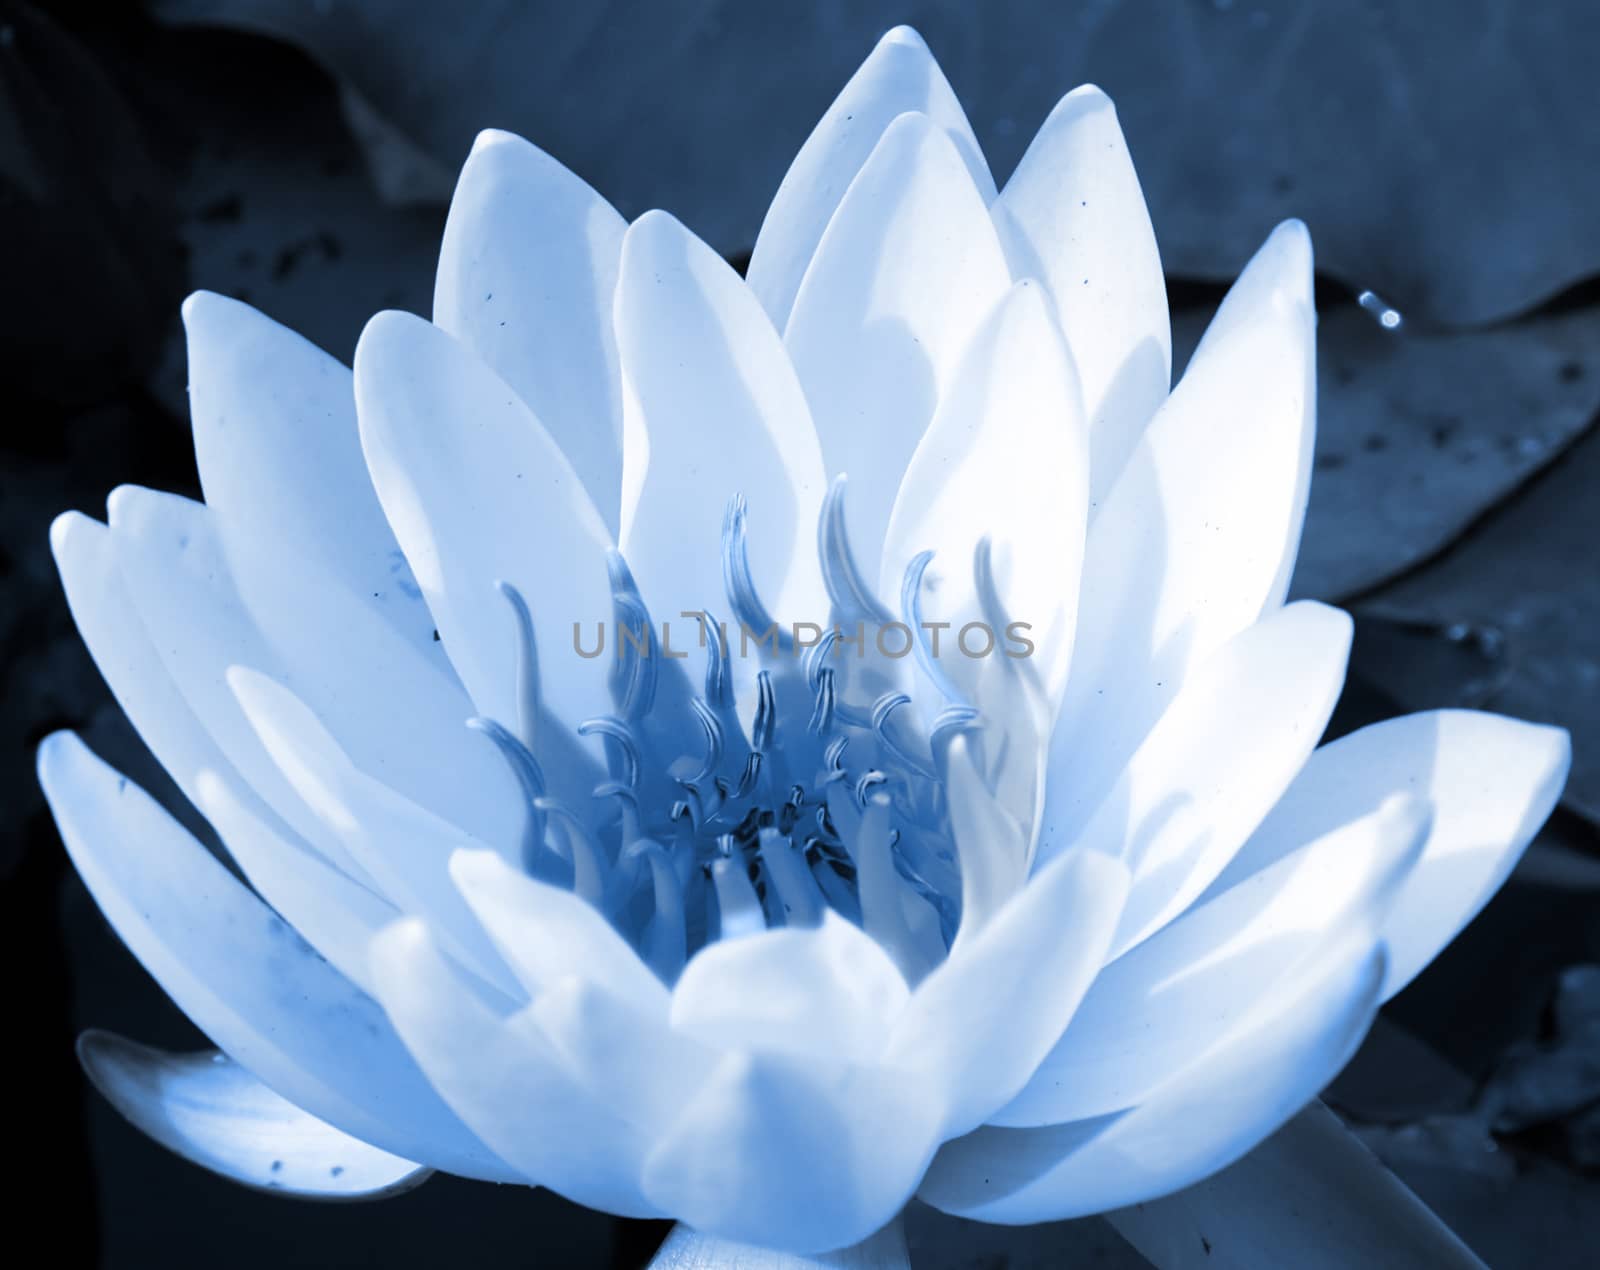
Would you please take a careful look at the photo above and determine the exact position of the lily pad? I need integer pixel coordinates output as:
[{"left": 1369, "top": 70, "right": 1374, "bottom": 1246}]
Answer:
[
  {"left": 145, "top": 30, "right": 444, "bottom": 414},
  {"left": 151, "top": 0, "right": 1600, "bottom": 324},
  {"left": 1355, "top": 422, "right": 1600, "bottom": 824},
  {"left": 1173, "top": 299, "right": 1600, "bottom": 601}
]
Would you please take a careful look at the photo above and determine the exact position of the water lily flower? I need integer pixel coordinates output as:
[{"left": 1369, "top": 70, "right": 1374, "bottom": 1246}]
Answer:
[{"left": 41, "top": 24, "right": 1567, "bottom": 1266}]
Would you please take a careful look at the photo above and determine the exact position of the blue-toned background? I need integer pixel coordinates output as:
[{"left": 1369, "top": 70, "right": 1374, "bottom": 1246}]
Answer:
[{"left": 3, "top": 2, "right": 1599, "bottom": 1265}]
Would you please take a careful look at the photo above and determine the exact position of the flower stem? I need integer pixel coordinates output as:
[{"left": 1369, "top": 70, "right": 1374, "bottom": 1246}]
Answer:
[
  {"left": 646, "top": 1217, "right": 910, "bottom": 1269},
  {"left": 1104, "top": 1100, "right": 1486, "bottom": 1268}
]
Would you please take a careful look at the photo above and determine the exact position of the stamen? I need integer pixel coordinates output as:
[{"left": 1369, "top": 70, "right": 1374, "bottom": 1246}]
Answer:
[
  {"left": 606, "top": 550, "right": 658, "bottom": 718},
  {"left": 466, "top": 716, "right": 548, "bottom": 873},
  {"left": 693, "top": 608, "right": 732, "bottom": 708},
  {"left": 683, "top": 698, "right": 724, "bottom": 785},
  {"left": 626, "top": 838, "right": 687, "bottom": 982},
  {"left": 577, "top": 716, "right": 642, "bottom": 788},
  {"left": 709, "top": 852, "right": 766, "bottom": 940},
  {"left": 808, "top": 667, "right": 837, "bottom": 735},
  {"left": 534, "top": 798, "right": 610, "bottom": 906},
  {"left": 751, "top": 670, "right": 777, "bottom": 754},
  {"left": 901, "top": 550, "right": 969, "bottom": 707},
  {"left": 495, "top": 580, "right": 541, "bottom": 748},
  {"left": 756, "top": 826, "right": 823, "bottom": 927},
  {"left": 870, "top": 692, "right": 936, "bottom": 779},
  {"left": 818, "top": 476, "right": 894, "bottom": 624},
  {"left": 721, "top": 495, "right": 786, "bottom": 648}
]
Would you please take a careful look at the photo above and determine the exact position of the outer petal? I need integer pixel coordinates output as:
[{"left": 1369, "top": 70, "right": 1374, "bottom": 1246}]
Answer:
[
  {"left": 1047, "top": 602, "right": 1352, "bottom": 958},
  {"left": 919, "top": 939, "right": 1387, "bottom": 1223},
  {"left": 50, "top": 509, "right": 394, "bottom": 984},
  {"left": 668, "top": 911, "right": 910, "bottom": 1063},
  {"left": 369, "top": 918, "right": 661, "bottom": 1215},
  {"left": 39, "top": 734, "right": 515, "bottom": 1182},
  {"left": 228, "top": 668, "right": 522, "bottom": 1001},
  {"left": 107, "top": 484, "right": 524, "bottom": 856},
  {"left": 991, "top": 86, "right": 1170, "bottom": 509},
  {"left": 747, "top": 25, "right": 994, "bottom": 331},
  {"left": 784, "top": 111, "right": 1012, "bottom": 571},
  {"left": 78, "top": 1032, "right": 430, "bottom": 1200},
  {"left": 640, "top": 1049, "right": 941, "bottom": 1254},
  {"left": 885, "top": 847, "right": 1130, "bottom": 1137},
  {"left": 615, "top": 210, "right": 828, "bottom": 626},
  {"left": 998, "top": 795, "right": 1428, "bottom": 1127},
  {"left": 354, "top": 309, "right": 616, "bottom": 740},
  {"left": 1050, "top": 223, "right": 1314, "bottom": 796},
  {"left": 183, "top": 292, "right": 441, "bottom": 665},
  {"left": 449, "top": 848, "right": 668, "bottom": 1015},
  {"left": 880, "top": 280, "right": 1087, "bottom": 705},
  {"left": 1212, "top": 710, "right": 1570, "bottom": 999},
  {"left": 433, "top": 130, "right": 627, "bottom": 534}
]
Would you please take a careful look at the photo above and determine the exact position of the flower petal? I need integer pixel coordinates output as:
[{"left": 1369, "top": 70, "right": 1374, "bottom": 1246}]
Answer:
[
  {"left": 880, "top": 280, "right": 1087, "bottom": 705},
  {"left": 784, "top": 111, "right": 1012, "bottom": 573},
  {"left": 919, "top": 938, "right": 1386, "bottom": 1223},
  {"left": 991, "top": 86, "right": 1170, "bottom": 510},
  {"left": 107, "top": 484, "right": 525, "bottom": 854},
  {"left": 641, "top": 1049, "right": 941, "bottom": 1254},
  {"left": 228, "top": 667, "right": 522, "bottom": 1001},
  {"left": 193, "top": 770, "right": 399, "bottom": 996},
  {"left": 1041, "top": 602, "right": 1352, "bottom": 957},
  {"left": 668, "top": 911, "right": 910, "bottom": 1063},
  {"left": 449, "top": 847, "right": 669, "bottom": 1016},
  {"left": 183, "top": 291, "right": 440, "bottom": 663},
  {"left": 353, "top": 309, "right": 616, "bottom": 740},
  {"left": 369, "top": 918, "right": 660, "bottom": 1214},
  {"left": 886, "top": 846, "right": 1130, "bottom": 1137},
  {"left": 1050, "top": 223, "right": 1314, "bottom": 792},
  {"left": 77, "top": 1031, "right": 430, "bottom": 1200},
  {"left": 747, "top": 25, "right": 994, "bottom": 331},
  {"left": 614, "top": 209, "right": 828, "bottom": 626},
  {"left": 54, "top": 510, "right": 396, "bottom": 992},
  {"left": 39, "top": 734, "right": 515, "bottom": 1182},
  {"left": 1213, "top": 709, "right": 1570, "bottom": 999},
  {"left": 433, "top": 130, "right": 627, "bottom": 534},
  {"left": 997, "top": 795, "right": 1428, "bottom": 1127}
]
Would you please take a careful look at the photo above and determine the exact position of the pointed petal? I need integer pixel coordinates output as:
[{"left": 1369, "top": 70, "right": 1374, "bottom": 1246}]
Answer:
[
  {"left": 998, "top": 795, "right": 1428, "bottom": 1127},
  {"left": 107, "top": 484, "right": 524, "bottom": 856},
  {"left": 1213, "top": 709, "right": 1570, "bottom": 999},
  {"left": 39, "top": 735, "right": 515, "bottom": 1182},
  {"left": 449, "top": 847, "right": 668, "bottom": 1015},
  {"left": 1042, "top": 603, "right": 1352, "bottom": 958},
  {"left": 615, "top": 210, "right": 828, "bottom": 625},
  {"left": 943, "top": 733, "right": 1032, "bottom": 944},
  {"left": 369, "top": 918, "right": 661, "bottom": 1215},
  {"left": 183, "top": 292, "right": 440, "bottom": 662},
  {"left": 228, "top": 668, "right": 522, "bottom": 1001},
  {"left": 641, "top": 1050, "right": 940, "bottom": 1254},
  {"left": 992, "top": 86, "right": 1170, "bottom": 508},
  {"left": 1053, "top": 224, "right": 1315, "bottom": 783},
  {"left": 747, "top": 25, "right": 994, "bottom": 330},
  {"left": 434, "top": 130, "right": 627, "bottom": 533},
  {"left": 354, "top": 309, "right": 616, "bottom": 737},
  {"left": 193, "top": 770, "right": 398, "bottom": 996},
  {"left": 784, "top": 112, "right": 1012, "bottom": 571},
  {"left": 669, "top": 911, "right": 909, "bottom": 1062},
  {"left": 880, "top": 281, "right": 1087, "bottom": 705},
  {"left": 78, "top": 1032, "right": 430, "bottom": 1199},
  {"left": 886, "top": 847, "right": 1129, "bottom": 1137},
  {"left": 919, "top": 940, "right": 1386, "bottom": 1223},
  {"left": 530, "top": 975, "right": 713, "bottom": 1137}
]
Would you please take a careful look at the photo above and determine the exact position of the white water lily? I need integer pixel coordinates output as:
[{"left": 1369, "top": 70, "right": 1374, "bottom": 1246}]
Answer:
[{"left": 42, "top": 25, "right": 1567, "bottom": 1264}]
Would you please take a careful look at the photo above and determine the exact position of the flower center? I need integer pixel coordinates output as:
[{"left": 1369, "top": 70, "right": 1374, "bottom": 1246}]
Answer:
[{"left": 472, "top": 483, "right": 1009, "bottom": 984}]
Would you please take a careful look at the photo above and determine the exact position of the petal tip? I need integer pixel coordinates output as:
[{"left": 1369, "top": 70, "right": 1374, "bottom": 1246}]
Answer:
[{"left": 880, "top": 24, "right": 929, "bottom": 52}]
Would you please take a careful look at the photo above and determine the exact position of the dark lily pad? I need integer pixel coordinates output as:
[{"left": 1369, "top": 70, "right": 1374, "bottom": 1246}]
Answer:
[
  {"left": 151, "top": 0, "right": 1600, "bottom": 325},
  {"left": 1174, "top": 299, "right": 1600, "bottom": 602},
  {"left": 0, "top": 4, "right": 180, "bottom": 407},
  {"left": 1355, "top": 422, "right": 1600, "bottom": 824}
]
